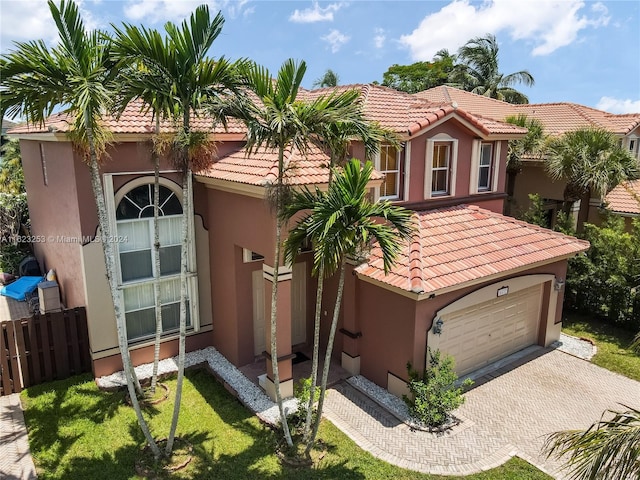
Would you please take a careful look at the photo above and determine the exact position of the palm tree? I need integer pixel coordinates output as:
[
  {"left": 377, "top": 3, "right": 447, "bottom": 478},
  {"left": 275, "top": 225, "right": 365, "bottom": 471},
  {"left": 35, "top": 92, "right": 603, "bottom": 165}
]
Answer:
[
  {"left": 212, "top": 58, "right": 367, "bottom": 448},
  {"left": 545, "top": 127, "right": 639, "bottom": 232},
  {"left": 313, "top": 68, "right": 339, "bottom": 88},
  {"left": 543, "top": 405, "right": 640, "bottom": 480},
  {"left": 451, "top": 34, "right": 534, "bottom": 104},
  {"left": 283, "top": 159, "right": 413, "bottom": 455},
  {"left": 299, "top": 114, "right": 396, "bottom": 441},
  {"left": 0, "top": 0, "right": 160, "bottom": 458},
  {"left": 111, "top": 5, "right": 240, "bottom": 455},
  {"left": 503, "top": 114, "right": 546, "bottom": 216}
]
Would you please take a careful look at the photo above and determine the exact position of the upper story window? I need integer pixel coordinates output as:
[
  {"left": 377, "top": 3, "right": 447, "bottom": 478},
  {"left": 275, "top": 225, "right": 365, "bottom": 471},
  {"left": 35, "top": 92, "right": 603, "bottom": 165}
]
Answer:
[
  {"left": 478, "top": 143, "right": 493, "bottom": 191},
  {"left": 424, "top": 134, "right": 458, "bottom": 199},
  {"left": 113, "top": 181, "right": 193, "bottom": 342},
  {"left": 378, "top": 144, "right": 401, "bottom": 200},
  {"left": 432, "top": 144, "right": 451, "bottom": 195},
  {"left": 628, "top": 137, "right": 639, "bottom": 159}
]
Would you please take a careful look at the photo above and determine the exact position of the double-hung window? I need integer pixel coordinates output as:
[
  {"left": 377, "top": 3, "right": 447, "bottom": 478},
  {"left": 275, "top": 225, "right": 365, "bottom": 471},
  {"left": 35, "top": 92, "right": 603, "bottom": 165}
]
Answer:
[
  {"left": 379, "top": 144, "right": 401, "bottom": 199},
  {"left": 478, "top": 143, "right": 493, "bottom": 191},
  {"left": 431, "top": 143, "right": 451, "bottom": 195},
  {"left": 115, "top": 183, "right": 190, "bottom": 341}
]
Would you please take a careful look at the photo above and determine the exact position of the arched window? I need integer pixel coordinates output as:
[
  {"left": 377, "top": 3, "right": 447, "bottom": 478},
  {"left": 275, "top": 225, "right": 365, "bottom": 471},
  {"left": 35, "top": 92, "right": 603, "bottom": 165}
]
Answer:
[{"left": 115, "top": 183, "right": 190, "bottom": 341}]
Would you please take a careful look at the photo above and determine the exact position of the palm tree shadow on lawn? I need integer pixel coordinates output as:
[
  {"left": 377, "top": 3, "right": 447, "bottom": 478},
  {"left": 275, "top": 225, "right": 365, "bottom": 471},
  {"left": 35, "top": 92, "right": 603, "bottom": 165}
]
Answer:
[{"left": 186, "top": 368, "right": 366, "bottom": 480}]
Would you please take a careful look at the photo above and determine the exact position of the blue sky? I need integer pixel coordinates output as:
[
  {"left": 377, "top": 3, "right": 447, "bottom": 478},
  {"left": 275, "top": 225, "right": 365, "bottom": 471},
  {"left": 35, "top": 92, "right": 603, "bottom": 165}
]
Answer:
[{"left": 1, "top": 0, "right": 639, "bottom": 113}]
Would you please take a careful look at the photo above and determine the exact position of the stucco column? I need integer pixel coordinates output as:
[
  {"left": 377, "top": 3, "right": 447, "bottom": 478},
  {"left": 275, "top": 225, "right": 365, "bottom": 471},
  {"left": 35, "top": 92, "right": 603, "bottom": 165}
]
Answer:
[
  {"left": 340, "top": 257, "right": 362, "bottom": 375},
  {"left": 261, "top": 263, "right": 294, "bottom": 400}
]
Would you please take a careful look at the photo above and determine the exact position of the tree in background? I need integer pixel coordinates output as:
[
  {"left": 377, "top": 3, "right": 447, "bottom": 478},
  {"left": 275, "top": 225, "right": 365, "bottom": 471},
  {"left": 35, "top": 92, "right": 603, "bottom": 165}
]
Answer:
[
  {"left": 313, "top": 68, "right": 339, "bottom": 88},
  {"left": 503, "top": 114, "right": 546, "bottom": 216},
  {"left": 381, "top": 49, "right": 455, "bottom": 93},
  {"left": 545, "top": 127, "right": 639, "bottom": 232},
  {"left": 450, "top": 34, "right": 534, "bottom": 104},
  {"left": 0, "top": 139, "right": 25, "bottom": 194}
]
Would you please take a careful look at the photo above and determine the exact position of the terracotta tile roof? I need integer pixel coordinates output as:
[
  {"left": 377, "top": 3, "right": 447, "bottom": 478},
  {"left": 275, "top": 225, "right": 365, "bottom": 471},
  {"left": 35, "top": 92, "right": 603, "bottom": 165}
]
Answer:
[
  {"left": 356, "top": 205, "right": 589, "bottom": 294},
  {"left": 416, "top": 86, "right": 640, "bottom": 136},
  {"left": 195, "top": 143, "right": 383, "bottom": 187},
  {"left": 7, "top": 99, "right": 246, "bottom": 136},
  {"left": 301, "top": 84, "right": 526, "bottom": 138},
  {"left": 605, "top": 179, "right": 640, "bottom": 215}
]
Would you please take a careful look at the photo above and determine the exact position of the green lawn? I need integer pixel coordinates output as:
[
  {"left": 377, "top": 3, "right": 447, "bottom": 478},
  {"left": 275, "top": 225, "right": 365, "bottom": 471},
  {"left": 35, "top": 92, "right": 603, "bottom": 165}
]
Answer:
[
  {"left": 562, "top": 311, "right": 640, "bottom": 381},
  {"left": 21, "top": 369, "right": 550, "bottom": 480}
]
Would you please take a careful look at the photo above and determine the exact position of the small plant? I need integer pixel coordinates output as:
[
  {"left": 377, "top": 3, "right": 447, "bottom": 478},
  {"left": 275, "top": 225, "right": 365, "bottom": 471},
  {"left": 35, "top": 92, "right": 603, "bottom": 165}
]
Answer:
[
  {"left": 404, "top": 349, "right": 472, "bottom": 428},
  {"left": 287, "top": 377, "right": 319, "bottom": 437}
]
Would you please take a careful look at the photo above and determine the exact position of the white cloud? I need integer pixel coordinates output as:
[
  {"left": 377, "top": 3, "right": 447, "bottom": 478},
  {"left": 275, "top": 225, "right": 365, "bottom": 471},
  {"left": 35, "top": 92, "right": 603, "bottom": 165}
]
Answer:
[
  {"left": 399, "top": 0, "right": 610, "bottom": 60},
  {"left": 322, "top": 29, "right": 350, "bottom": 53},
  {"left": 289, "top": 2, "right": 345, "bottom": 23},
  {"left": 123, "top": 0, "right": 221, "bottom": 24},
  {"left": 373, "top": 28, "right": 385, "bottom": 49},
  {"left": 596, "top": 97, "right": 640, "bottom": 114},
  {"left": 1, "top": 0, "right": 102, "bottom": 51}
]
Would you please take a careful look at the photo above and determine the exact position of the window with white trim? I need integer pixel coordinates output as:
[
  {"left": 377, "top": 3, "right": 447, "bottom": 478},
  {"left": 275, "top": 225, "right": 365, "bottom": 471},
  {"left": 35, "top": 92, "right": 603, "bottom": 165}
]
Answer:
[
  {"left": 378, "top": 144, "right": 401, "bottom": 199},
  {"left": 115, "top": 183, "right": 191, "bottom": 342},
  {"left": 431, "top": 143, "right": 451, "bottom": 195},
  {"left": 478, "top": 143, "right": 493, "bottom": 191}
]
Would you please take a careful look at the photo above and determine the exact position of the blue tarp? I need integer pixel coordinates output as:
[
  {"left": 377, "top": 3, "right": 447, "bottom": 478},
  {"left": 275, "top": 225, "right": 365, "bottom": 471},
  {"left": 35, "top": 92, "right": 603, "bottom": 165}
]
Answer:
[{"left": 1, "top": 276, "right": 44, "bottom": 301}]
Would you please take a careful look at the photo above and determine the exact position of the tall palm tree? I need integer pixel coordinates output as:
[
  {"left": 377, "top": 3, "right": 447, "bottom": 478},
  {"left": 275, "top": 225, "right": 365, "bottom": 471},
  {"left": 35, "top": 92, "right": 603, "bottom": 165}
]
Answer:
[
  {"left": 451, "top": 34, "right": 534, "bottom": 104},
  {"left": 111, "top": 5, "right": 240, "bottom": 455},
  {"left": 299, "top": 114, "right": 396, "bottom": 441},
  {"left": 313, "top": 68, "right": 339, "bottom": 88},
  {"left": 283, "top": 159, "right": 413, "bottom": 455},
  {"left": 543, "top": 405, "right": 640, "bottom": 480},
  {"left": 0, "top": 0, "right": 161, "bottom": 458},
  {"left": 212, "top": 58, "right": 367, "bottom": 448},
  {"left": 503, "top": 114, "right": 546, "bottom": 216},
  {"left": 545, "top": 127, "right": 639, "bottom": 232}
]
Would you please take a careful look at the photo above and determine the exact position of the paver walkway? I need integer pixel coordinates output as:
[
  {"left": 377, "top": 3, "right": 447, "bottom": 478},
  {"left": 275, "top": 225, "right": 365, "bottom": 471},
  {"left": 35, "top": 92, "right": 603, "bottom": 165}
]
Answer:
[
  {"left": 0, "top": 394, "right": 37, "bottom": 479},
  {"left": 324, "top": 348, "right": 640, "bottom": 479}
]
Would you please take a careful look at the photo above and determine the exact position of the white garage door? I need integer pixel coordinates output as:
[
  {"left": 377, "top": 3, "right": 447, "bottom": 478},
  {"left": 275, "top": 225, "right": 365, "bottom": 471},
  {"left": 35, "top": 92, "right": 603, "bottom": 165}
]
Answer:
[{"left": 436, "top": 284, "right": 542, "bottom": 376}]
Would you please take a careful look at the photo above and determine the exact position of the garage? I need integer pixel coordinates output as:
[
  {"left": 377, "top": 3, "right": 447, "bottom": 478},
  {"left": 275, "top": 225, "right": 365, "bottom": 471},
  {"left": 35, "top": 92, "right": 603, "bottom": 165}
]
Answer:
[{"left": 435, "top": 284, "right": 543, "bottom": 376}]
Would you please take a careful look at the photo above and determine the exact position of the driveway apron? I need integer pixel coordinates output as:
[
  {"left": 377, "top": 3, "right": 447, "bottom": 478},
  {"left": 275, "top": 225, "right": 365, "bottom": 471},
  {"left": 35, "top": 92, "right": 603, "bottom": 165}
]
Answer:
[{"left": 324, "top": 349, "right": 640, "bottom": 479}]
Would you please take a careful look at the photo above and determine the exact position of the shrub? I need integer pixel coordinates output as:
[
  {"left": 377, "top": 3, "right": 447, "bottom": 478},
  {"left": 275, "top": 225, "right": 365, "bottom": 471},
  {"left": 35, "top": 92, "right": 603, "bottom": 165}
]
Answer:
[
  {"left": 287, "top": 377, "right": 319, "bottom": 437},
  {"left": 404, "top": 349, "right": 472, "bottom": 428}
]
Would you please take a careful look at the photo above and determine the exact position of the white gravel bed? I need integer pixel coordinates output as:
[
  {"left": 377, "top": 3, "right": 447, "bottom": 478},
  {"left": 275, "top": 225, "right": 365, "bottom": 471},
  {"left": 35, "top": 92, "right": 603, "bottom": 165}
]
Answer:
[
  {"left": 96, "top": 346, "right": 298, "bottom": 426},
  {"left": 551, "top": 333, "right": 597, "bottom": 360}
]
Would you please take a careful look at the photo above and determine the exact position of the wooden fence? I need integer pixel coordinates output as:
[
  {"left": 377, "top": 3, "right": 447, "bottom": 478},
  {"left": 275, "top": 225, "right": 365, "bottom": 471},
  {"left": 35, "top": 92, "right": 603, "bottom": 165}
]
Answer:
[{"left": 0, "top": 307, "right": 91, "bottom": 396}]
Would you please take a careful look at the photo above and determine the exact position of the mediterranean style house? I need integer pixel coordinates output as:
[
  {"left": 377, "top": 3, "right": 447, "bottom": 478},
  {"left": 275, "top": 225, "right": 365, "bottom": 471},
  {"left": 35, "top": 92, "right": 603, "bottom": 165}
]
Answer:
[
  {"left": 417, "top": 86, "right": 640, "bottom": 229},
  {"left": 8, "top": 84, "right": 588, "bottom": 399}
]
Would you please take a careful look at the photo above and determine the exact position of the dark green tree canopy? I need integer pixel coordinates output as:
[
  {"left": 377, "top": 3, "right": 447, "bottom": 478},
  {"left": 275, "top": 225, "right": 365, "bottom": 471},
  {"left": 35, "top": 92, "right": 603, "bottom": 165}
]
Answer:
[{"left": 381, "top": 49, "right": 455, "bottom": 93}]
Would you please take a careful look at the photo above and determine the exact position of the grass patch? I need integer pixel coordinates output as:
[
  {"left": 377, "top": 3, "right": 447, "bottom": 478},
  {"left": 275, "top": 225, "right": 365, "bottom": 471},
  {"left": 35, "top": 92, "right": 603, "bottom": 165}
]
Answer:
[
  {"left": 563, "top": 311, "right": 640, "bottom": 381},
  {"left": 22, "top": 369, "right": 550, "bottom": 479}
]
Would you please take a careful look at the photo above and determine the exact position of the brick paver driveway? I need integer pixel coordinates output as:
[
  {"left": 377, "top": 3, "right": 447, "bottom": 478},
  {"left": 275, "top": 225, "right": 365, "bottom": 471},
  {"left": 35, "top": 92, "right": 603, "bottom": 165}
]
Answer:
[{"left": 324, "top": 348, "right": 640, "bottom": 479}]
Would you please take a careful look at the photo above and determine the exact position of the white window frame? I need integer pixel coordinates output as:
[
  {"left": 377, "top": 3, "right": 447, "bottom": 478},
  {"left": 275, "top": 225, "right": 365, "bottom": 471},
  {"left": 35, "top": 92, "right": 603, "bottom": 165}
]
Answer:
[
  {"left": 375, "top": 144, "right": 402, "bottom": 200},
  {"left": 628, "top": 136, "right": 640, "bottom": 160},
  {"left": 477, "top": 143, "right": 493, "bottom": 191},
  {"left": 104, "top": 173, "right": 200, "bottom": 343},
  {"left": 424, "top": 133, "right": 458, "bottom": 199},
  {"left": 470, "top": 140, "right": 501, "bottom": 195}
]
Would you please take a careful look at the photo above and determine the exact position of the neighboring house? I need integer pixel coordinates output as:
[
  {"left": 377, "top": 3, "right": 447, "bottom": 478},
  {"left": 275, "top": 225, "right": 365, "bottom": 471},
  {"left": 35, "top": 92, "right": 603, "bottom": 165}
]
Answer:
[
  {"left": 8, "top": 84, "right": 587, "bottom": 400},
  {"left": 416, "top": 86, "right": 640, "bottom": 228},
  {"left": 604, "top": 179, "right": 640, "bottom": 229},
  {"left": 1, "top": 118, "right": 18, "bottom": 148}
]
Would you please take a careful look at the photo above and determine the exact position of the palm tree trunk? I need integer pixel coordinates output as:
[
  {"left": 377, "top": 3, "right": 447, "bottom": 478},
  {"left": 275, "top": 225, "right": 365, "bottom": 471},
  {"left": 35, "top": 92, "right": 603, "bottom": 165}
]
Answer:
[
  {"left": 576, "top": 188, "right": 591, "bottom": 234},
  {"left": 306, "top": 258, "right": 346, "bottom": 455},
  {"left": 302, "top": 264, "right": 323, "bottom": 442},
  {"left": 151, "top": 117, "right": 162, "bottom": 394},
  {"left": 272, "top": 145, "right": 293, "bottom": 448},
  {"left": 166, "top": 115, "right": 191, "bottom": 455},
  {"left": 84, "top": 116, "right": 160, "bottom": 459}
]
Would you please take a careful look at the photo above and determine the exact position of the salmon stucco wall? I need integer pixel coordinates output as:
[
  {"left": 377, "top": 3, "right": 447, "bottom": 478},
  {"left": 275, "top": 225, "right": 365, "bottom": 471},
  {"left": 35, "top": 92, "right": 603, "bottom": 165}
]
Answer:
[
  {"left": 354, "top": 259, "right": 570, "bottom": 389},
  {"left": 20, "top": 140, "right": 88, "bottom": 307}
]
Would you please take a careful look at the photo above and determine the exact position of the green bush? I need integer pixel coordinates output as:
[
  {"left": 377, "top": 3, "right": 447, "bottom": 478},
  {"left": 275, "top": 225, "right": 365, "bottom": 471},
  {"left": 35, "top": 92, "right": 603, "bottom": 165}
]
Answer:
[
  {"left": 404, "top": 349, "right": 472, "bottom": 428},
  {"left": 287, "top": 376, "right": 319, "bottom": 437},
  {"left": 0, "top": 244, "right": 28, "bottom": 274}
]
